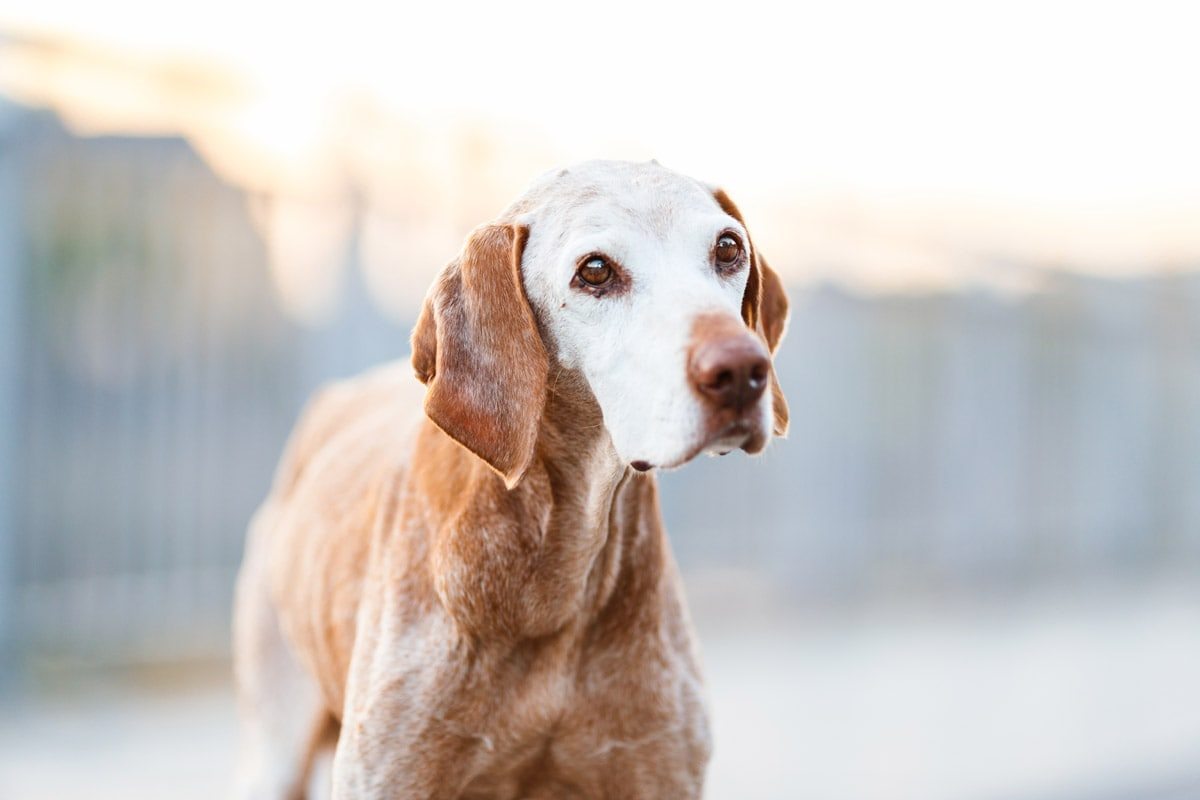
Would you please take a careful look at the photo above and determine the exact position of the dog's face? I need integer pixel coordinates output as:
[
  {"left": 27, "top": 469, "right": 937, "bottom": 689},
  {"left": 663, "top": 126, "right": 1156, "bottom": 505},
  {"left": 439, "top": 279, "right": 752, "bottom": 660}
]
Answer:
[
  {"left": 413, "top": 160, "right": 789, "bottom": 488},
  {"left": 516, "top": 162, "right": 784, "bottom": 470}
]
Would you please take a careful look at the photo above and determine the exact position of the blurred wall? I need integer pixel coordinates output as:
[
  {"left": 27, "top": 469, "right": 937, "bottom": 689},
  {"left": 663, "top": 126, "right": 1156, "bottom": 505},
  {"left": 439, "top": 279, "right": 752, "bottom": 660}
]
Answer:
[{"left": 1, "top": 101, "right": 1198, "bottom": 670}]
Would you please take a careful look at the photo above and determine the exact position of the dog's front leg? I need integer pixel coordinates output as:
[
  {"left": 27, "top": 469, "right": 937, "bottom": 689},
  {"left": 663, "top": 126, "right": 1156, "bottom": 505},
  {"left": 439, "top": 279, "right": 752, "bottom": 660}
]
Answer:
[
  {"left": 331, "top": 702, "right": 474, "bottom": 800},
  {"left": 330, "top": 588, "right": 481, "bottom": 800}
]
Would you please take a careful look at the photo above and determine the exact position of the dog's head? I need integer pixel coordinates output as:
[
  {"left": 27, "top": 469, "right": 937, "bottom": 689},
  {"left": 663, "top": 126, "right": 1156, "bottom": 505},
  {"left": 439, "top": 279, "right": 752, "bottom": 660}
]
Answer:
[{"left": 412, "top": 160, "right": 789, "bottom": 488}]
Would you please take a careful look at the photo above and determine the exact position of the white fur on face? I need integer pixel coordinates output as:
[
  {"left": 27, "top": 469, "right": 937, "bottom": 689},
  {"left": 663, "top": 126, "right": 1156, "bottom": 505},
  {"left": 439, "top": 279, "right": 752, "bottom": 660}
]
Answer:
[{"left": 511, "top": 160, "right": 774, "bottom": 469}]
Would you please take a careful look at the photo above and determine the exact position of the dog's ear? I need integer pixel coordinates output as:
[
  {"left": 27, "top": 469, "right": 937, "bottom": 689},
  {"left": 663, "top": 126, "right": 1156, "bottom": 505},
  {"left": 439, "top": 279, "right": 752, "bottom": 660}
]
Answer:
[
  {"left": 411, "top": 223, "right": 547, "bottom": 488},
  {"left": 711, "top": 188, "right": 790, "bottom": 436}
]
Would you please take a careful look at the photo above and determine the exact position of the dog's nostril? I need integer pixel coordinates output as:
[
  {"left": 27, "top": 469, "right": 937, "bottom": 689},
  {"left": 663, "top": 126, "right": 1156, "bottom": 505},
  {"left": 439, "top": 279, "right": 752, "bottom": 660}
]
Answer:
[
  {"left": 710, "top": 369, "right": 734, "bottom": 390},
  {"left": 749, "top": 363, "right": 768, "bottom": 385}
]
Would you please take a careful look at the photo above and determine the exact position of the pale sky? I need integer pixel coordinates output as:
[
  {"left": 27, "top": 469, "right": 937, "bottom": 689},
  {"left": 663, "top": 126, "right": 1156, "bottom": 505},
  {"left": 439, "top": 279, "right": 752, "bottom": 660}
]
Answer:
[{"left": 1, "top": 0, "right": 1198, "bottom": 302}]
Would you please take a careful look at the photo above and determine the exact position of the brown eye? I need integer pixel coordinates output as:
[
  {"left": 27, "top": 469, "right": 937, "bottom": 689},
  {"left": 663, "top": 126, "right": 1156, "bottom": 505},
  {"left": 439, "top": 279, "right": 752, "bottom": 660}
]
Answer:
[
  {"left": 715, "top": 234, "right": 743, "bottom": 269},
  {"left": 578, "top": 256, "right": 614, "bottom": 287}
]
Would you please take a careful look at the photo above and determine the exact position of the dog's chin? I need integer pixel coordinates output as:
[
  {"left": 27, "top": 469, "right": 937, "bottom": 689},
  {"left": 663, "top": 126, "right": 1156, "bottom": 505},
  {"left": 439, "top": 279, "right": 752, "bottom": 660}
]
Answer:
[
  {"left": 633, "top": 418, "right": 768, "bottom": 473},
  {"left": 702, "top": 419, "right": 768, "bottom": 457}
]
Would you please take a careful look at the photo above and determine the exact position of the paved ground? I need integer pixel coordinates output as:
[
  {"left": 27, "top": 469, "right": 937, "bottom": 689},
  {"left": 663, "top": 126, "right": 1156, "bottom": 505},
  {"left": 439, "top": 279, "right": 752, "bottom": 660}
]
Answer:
[{"left": 3, "top": 579, "right": 1200, "bottom": 800}]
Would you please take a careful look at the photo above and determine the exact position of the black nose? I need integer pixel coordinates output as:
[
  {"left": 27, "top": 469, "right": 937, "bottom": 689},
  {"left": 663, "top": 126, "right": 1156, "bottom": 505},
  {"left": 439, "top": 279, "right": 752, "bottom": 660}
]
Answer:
[{"left": 688, "top": 335, "right": 770, "bottom": 411}]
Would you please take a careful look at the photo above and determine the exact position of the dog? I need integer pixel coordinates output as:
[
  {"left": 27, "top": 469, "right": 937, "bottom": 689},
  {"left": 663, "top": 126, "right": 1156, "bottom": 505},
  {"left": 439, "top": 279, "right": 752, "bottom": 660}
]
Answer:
[{"left": 233, "top": 159, "right": 790, "bottom": 799}]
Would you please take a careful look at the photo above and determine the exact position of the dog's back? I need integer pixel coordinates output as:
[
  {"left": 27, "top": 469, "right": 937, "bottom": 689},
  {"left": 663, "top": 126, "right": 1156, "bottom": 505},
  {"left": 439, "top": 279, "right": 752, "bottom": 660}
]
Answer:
[{"left": 272, "top": 361, "right": 424, "bottom": 504}]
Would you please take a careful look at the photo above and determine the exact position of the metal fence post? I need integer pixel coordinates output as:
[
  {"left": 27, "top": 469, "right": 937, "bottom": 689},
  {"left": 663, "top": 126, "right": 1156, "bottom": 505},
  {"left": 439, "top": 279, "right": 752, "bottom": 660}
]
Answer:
[{"left": 0, "top": 116, "right": 21, "bottom": 682}]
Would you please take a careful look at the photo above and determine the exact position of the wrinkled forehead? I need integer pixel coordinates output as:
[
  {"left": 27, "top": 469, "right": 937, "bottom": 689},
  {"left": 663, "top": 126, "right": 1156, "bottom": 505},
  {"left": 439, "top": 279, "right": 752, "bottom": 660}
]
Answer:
[{"left": 504, "top": 161, "right": 740, "bottom": 245}]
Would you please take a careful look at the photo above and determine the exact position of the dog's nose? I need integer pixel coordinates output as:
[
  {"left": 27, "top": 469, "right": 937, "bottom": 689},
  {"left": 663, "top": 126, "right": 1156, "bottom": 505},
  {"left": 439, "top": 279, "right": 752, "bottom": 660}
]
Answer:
[{"left": 689, "top": 334, "right": 770, "bottom": 411}]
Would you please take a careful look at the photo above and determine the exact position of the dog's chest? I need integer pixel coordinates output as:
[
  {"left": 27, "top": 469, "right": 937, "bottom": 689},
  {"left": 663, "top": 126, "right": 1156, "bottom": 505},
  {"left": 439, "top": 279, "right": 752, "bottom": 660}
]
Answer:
[{"left": 453, "top": 634, "right": 700, "bottom": 798}]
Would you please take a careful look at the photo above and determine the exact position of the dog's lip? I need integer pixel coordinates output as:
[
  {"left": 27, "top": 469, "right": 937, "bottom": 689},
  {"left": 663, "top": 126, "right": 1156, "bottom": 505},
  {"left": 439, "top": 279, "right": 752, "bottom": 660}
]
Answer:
[
  {"left": 705, "top": 421, "right": 754, "bottom": 455},
  {"left": 717, "top": 419, "right": 753, "bottom": 438},
  {"left": 644, "top": 419, "right": 760, "bottom": 471}
]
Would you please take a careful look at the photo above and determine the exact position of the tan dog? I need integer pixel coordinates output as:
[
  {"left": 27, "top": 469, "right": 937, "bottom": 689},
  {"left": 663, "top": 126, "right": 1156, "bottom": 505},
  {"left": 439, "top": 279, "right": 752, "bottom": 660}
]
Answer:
[{"left": 233, "top": 160, "right": 789, "bottom": 799}]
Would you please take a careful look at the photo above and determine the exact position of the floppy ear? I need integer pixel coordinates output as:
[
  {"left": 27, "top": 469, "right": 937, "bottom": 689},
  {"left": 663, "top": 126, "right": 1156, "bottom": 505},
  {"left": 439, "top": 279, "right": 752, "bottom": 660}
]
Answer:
[
  {"left": 411, "top": 223, "right": 548, "bottom": 488},
  {"left": 712, "top": 188, "right": 790, "bottom": 436}
]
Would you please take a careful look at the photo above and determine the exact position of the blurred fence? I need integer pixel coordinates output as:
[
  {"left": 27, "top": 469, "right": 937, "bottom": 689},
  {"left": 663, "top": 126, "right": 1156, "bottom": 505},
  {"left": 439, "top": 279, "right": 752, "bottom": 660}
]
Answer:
[
  {"left": 1, "top": 111, "right": 293, "bottom": 663},
  {"left": 1, "top": 104, "right": 1198, "bottom": 669},
  {"left": 665, "top": 276, "right": 1200, "bottom": 601}
]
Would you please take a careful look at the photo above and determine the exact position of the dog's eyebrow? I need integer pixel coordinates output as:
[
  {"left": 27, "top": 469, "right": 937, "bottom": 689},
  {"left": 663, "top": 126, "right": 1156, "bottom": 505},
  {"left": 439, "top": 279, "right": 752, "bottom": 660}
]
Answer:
[
  {"left": 565, "top": 186, "right": 603, "bottom": 207},
  {"left": 560, "top": 202, "right": 678, "bottom": 242},
  {"left": 644, "top": 202, "right": 675, "bottom": 236}
]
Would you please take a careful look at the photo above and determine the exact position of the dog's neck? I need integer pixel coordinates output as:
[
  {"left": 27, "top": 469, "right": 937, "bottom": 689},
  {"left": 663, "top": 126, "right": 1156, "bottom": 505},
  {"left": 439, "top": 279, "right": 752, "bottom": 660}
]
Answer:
[
  {"left": 535, "top": 372, "right": 656, "bottom": 621},
  {"left": 422, "top": 370, "right": 666, "bottom": 643}
]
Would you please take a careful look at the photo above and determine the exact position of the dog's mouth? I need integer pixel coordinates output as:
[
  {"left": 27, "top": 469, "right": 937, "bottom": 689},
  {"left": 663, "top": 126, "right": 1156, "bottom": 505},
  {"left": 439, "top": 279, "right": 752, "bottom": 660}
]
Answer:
[
  {"left": 704, "top": 419, "right": 762, "bottom": 456},
  {"left": 631, "top": 417, "right": 766, "bottom": 473}
]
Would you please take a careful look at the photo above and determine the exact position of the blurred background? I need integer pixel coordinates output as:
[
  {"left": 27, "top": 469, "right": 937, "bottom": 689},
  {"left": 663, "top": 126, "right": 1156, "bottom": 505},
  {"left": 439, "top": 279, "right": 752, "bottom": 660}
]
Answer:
[{"left": 1, "top": 2, "right": 1199, "bottom": 798}]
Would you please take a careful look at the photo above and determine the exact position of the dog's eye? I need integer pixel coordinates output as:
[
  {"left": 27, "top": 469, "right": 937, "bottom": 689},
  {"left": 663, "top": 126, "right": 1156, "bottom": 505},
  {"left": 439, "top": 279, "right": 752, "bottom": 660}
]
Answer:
[
  {"left": 714, "top": 234, "right": 743, "bottom": 269},
  {"left": 577, "top": 256, "right": 614, "bottom": 287}
]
